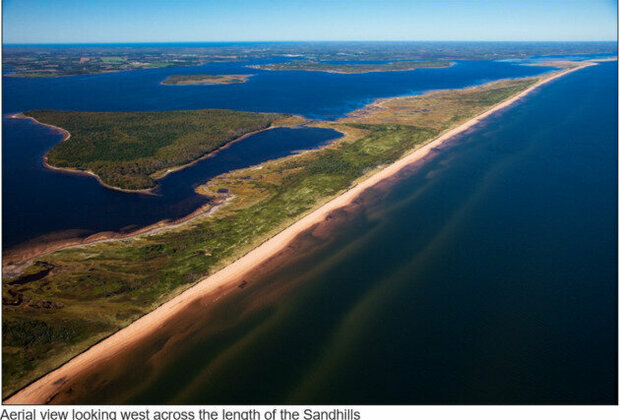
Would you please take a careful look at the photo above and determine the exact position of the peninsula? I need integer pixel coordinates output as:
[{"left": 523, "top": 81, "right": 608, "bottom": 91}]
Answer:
[
  {"left": 2, "top": 61, "right": 592, "bottom": 401},
  {"left": 162, "top": 74, "right": 253, "bottom": 85},
  {"left": 21, "top": 109, "right": 297, "bottom": 191},
  {"left": 248, "top": 59, "right": 452, "bottom": 73}
]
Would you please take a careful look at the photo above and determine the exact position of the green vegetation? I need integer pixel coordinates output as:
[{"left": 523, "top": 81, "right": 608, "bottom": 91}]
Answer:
[
  {"left": 3, "top": 74, "right": 549, "bottom": 397},
  {"left": 342, "top": 76, "right": 539, "bottom": 129},
  {"left": 162, "top": 74, "right": 252, "bottom": 85},
  {"left": 27, "top": 109, "right": 291, "bottom": 190},
  {"left": 4, "top": 43, "right": 614, "bottom": 77},
  {"left": 3, "top": 50, "right": 205, "bottom": 78},
  {"left": 6, "top": 72, "right": 63, "bottom": 78},
  {"left": 248, "top": 60, "right": 452, "bottom": 73},
  {"left": 100, "top": 56, "right": 124, "bottom": 63}
]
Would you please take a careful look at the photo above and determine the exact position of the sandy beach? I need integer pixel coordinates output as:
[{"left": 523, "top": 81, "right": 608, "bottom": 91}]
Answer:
[{"left": 4, "top": 62, "right": 591, "bottom": 404}]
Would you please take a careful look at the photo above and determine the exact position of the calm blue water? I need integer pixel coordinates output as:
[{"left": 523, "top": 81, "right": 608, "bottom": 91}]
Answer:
[
  {"left": 2, "top": 59, "right": 556, "bottom": 248},
  {"left": 3, "top": 60, "right": 553, "bottom": 118},
  {"left": 530, "top": 52, "right": 617, "bottom": 61},
  {"left": 2, "top": 123, "right": 340, "bottom": 248},
  {"left": 47, "top": 60, "right": 617, "bottom": 405}
]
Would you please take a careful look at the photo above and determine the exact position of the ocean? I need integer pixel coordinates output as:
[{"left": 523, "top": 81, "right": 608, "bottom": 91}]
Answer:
[{"left": 35, "top": 61, "right": 617, "bottom": 404}]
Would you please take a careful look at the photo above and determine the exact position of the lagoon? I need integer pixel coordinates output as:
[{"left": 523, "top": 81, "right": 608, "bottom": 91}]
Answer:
[{"left": 2, "top": 59, "right": 555, "bottom": 249}]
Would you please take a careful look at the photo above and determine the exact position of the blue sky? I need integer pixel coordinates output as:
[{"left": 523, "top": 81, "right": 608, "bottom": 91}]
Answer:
[{"left": 2, "top": 0, "right": 617, "bottom": 44}]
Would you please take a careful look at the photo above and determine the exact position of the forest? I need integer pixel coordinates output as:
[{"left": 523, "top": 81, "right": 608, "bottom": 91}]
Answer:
[{"left": 27, "top": 109, "right": 288, "bottom": 190}]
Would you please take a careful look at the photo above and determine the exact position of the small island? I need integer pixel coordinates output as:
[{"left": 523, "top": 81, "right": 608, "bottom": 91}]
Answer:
[
  {"left": 162, "top": 74, "right": 253, "bottom": 85},
  {"left": 248, "top": 59, "right": 452, "bottom": 73}
]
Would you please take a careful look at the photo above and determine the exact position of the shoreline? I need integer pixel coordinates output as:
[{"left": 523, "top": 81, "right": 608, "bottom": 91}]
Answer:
[
  {"left": 4, "top": 62, "right": 591, "bottom": 404},
  {"left": 1, "top": 122, "right": 314, "bottom": 269},
  {"left": 247, "top": 61, "right": 455, "bottom": 74},
  {"left": 149, "top": 124, "right": 283, "bottom": 180},
  {"left": 2, "top": 195, "right": 231, "bottom": 276},
  {"left": 160, "top": 74, "right": 254, "bottom": 86},
  {"left": 42, "top": 159, "right": 158, "bottom": 195},
  {"left": 10, "top": 113, "right": 156, "bottom": 195}
]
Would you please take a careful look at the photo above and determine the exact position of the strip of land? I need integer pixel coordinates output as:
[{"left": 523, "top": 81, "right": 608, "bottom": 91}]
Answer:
[
  {"left": 248, "top": 59, "right": 452, "bottom": 73},
  {"left": 162, "top": 74, "right": 253, "bottom": 85},
  {"left": 3, "top": 61, "right": 592, "bottom": 402},
  {"left": 4, "top": 44, "right": 615, "bottom": 78}
]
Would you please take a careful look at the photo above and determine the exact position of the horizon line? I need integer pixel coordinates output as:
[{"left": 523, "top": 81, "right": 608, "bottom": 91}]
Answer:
[{"left": 3, "top": 40, "right": 618, "bottom": 46}]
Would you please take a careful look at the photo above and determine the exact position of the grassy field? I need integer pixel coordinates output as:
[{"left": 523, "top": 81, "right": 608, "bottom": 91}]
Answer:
[
  {"left": 341, "top": 77, "right": 540, "bottom": 129},
  {"left": 3, "top": 73, "right": 545, "bottom": 397},
  {"left": 248, "top": 59, "right": 452, "bottom": 73},
  {"left": 100, "top": 57, "right": 124, "bottom": 63},
  {"left": 27, "top": 109, "right": 291, "bottom": 190},
  {"left": 162, "top": 74, "right": 252, "bottom": 85}
]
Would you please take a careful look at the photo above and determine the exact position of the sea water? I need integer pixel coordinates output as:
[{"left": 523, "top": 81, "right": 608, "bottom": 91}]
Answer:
[{"left": 40, "top": 61, "right": 617, "bottom": 404}]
